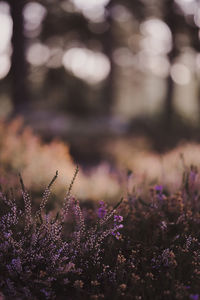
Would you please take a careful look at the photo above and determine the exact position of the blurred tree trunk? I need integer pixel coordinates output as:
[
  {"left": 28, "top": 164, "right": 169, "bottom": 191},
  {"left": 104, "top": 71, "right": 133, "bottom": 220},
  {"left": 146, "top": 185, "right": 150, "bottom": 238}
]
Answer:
[
  {"left": 190, "top": 23, "right": 200, "bottom": 124},
  {"left": 163, "top": 0, "right": 178, "bottom": 129},
  {"left": 103, "top": 0, "right": 115, "bottom": 116},
  {"left": 8, "top": 0, "right": 29, "bottom": 115}
]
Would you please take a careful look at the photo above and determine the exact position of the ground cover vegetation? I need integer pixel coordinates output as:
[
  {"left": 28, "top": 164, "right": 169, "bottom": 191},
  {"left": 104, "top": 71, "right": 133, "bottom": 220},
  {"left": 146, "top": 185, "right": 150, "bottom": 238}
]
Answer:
[
  {"left": 0, "top": 158, "right": 200, "bottom": 299},
  {"left": 0, "top": 119, "right": 200, "bottom": 299}
]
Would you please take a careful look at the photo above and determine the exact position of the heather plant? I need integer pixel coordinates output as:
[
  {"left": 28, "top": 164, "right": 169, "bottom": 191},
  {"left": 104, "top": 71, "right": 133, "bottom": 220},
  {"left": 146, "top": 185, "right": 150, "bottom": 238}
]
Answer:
[
  {"left": 114, "top": 165, "right": 200, "bottom": 300},
  {"left": 1, "top": 135, "right": 200, "bottom": 299},
  {"left": 0, "top": 167, "right": 123, "bottom": 300}
]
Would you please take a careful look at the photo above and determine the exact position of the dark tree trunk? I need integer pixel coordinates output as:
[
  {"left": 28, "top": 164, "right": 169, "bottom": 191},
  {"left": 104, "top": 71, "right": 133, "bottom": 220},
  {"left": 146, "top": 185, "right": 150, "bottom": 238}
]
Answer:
[
  {"left": 9, "top": 0, "right": 29, "bottom": 115},
  {"left": 164, "top": 51, "right": 176, "bottom": 129},
  {"left": 190, "top": 23, "right": 200, "bottom": 124},
  {"left": 163, "top": 0, "right": 178, "bottom": 130},
  {"left": 103, "top": 0, "right": 115, "bottom": 116}
]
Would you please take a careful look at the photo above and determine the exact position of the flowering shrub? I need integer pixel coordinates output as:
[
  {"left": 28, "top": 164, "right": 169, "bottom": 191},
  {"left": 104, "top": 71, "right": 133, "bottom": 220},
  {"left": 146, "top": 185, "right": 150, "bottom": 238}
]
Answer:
[
  {"left": 1, "top": 135, "right": 200, "bottom": 298},
  {"left": 0, "top": 168, "right": 123, "bottom": 299},
  {"left": 116, "top": 165, "right": 200, "bottom": 299}
]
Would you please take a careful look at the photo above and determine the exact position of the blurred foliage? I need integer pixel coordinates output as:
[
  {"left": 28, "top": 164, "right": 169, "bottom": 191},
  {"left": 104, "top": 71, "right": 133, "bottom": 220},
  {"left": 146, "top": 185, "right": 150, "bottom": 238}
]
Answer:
[
  {"left": 105, "top": 136, "right": 200, "bottom": 195},
  {"left": 0, "top": 118, "right": 120, "bottom": 202},
  {"left": 2, "top": 118, "right": 200, "bottom": 206},
  {"left": 1, "top": 0, "right": 200, "bottom": 128}
]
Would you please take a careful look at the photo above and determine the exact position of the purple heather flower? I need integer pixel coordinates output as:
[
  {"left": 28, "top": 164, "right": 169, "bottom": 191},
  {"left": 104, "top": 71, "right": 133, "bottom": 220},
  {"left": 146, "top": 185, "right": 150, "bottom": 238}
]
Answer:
[
  {"left": 4, "top": 232, "right": 11, "bottom": 238},
  {"left": 112, "top": 231, "right": 121, "bottom": 239},
  {"left": 114, "top": 215, "right": 123, "bottom": 223},
  {"left": 41, "top": 288, "right": 52, "bottom": 298},
  {"left": 160, "top": 221, "right": 167, "bottom": 231},
  {"left": 97, "top": 202, "right": 107, "bottom": 219},
  {"left": 190, "top": 295, "right": 199, "bottom": 300},
  {"left": 117, "top": 224, "right": 123, "bottom": 229},
  {"left": 190, "top": 171, "right": 197, "bottom": 183},
  {"left": 155, "top": 185, "right": 163, "bottom": 192},
  {"left": 98, "top": 207, "right": 106, "bottom": 218},
  {"left": 155, "top": 185, "right": 164, "bottom": 201},
  {"left": 11, "top": 258, "right": 22, "bottom": 273},
  {"left": 112, "top": 215, "right": 124, "bottom": 239}
]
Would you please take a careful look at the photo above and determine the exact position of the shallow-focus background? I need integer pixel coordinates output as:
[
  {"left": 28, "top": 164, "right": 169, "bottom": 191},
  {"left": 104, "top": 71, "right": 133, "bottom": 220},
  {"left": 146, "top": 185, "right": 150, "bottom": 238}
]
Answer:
[{"left": 1, "top": 0, "right": 200, "bottom": 201}]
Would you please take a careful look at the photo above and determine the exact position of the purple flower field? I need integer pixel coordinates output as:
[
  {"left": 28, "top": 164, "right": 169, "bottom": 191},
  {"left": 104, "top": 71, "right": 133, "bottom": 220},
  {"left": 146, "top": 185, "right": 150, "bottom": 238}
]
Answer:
[{"left": 0, "top": 161, "right": 200, "bottom": 300}]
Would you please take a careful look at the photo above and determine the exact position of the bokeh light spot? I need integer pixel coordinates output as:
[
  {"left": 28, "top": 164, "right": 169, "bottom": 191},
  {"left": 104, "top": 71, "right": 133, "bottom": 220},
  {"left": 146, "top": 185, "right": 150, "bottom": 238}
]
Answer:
[
  {"left": 171, "top": 63, "right": 191, "bottom": 85},
  {"left": 62, "top": 47, "right": 110, "bottom": 84},
  {"left": 111, "top": 5, "right": 132, "bottom": 23},
  {"left": 23, "top": 2, "right": 47, "bottom": 33},
  {"left": 175, "top": 0, "right": 197, "bottom": 15},
  {"left": 194, "top": 8, "right": 200, "bottom": 27},
  {"left": 0, "top": 3, "right": 13, "bottom": 54},
  {"left": 26, "top": 43, "right": 50, "bottom": 66},
  {"left": 72, "top": 0, "right": 109, "bottom": 22},
  {"left": 140, "top": 18, "right": 172, "bottom": 55},
  {"left": 72, "top": 0, "right": 110, "bottom": 10},
  {"left": 0, "top": 55, "right": 11, "bottom": 79}
]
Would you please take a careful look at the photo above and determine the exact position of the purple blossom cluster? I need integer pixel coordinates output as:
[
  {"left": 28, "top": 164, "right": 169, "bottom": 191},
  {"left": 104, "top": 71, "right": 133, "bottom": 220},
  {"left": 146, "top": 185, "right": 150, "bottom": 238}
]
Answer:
[
  {"left": 0, "top": 170, "right": 123, "bottom": 299},
  {"left": 97, "top": 201, "right": 107, "bottom": 219},
  {"left": 1, "top": 164, "right": 200, "bottom": 299},
  {"left": 112, "top": 215, "right": 123, "bottom": 239}
]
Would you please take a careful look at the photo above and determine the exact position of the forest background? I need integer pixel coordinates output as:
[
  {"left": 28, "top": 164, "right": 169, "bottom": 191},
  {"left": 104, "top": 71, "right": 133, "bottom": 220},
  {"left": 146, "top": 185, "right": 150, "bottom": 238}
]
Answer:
[{"left": 1, "top": 0, "right": 200, "bottom": 197}]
